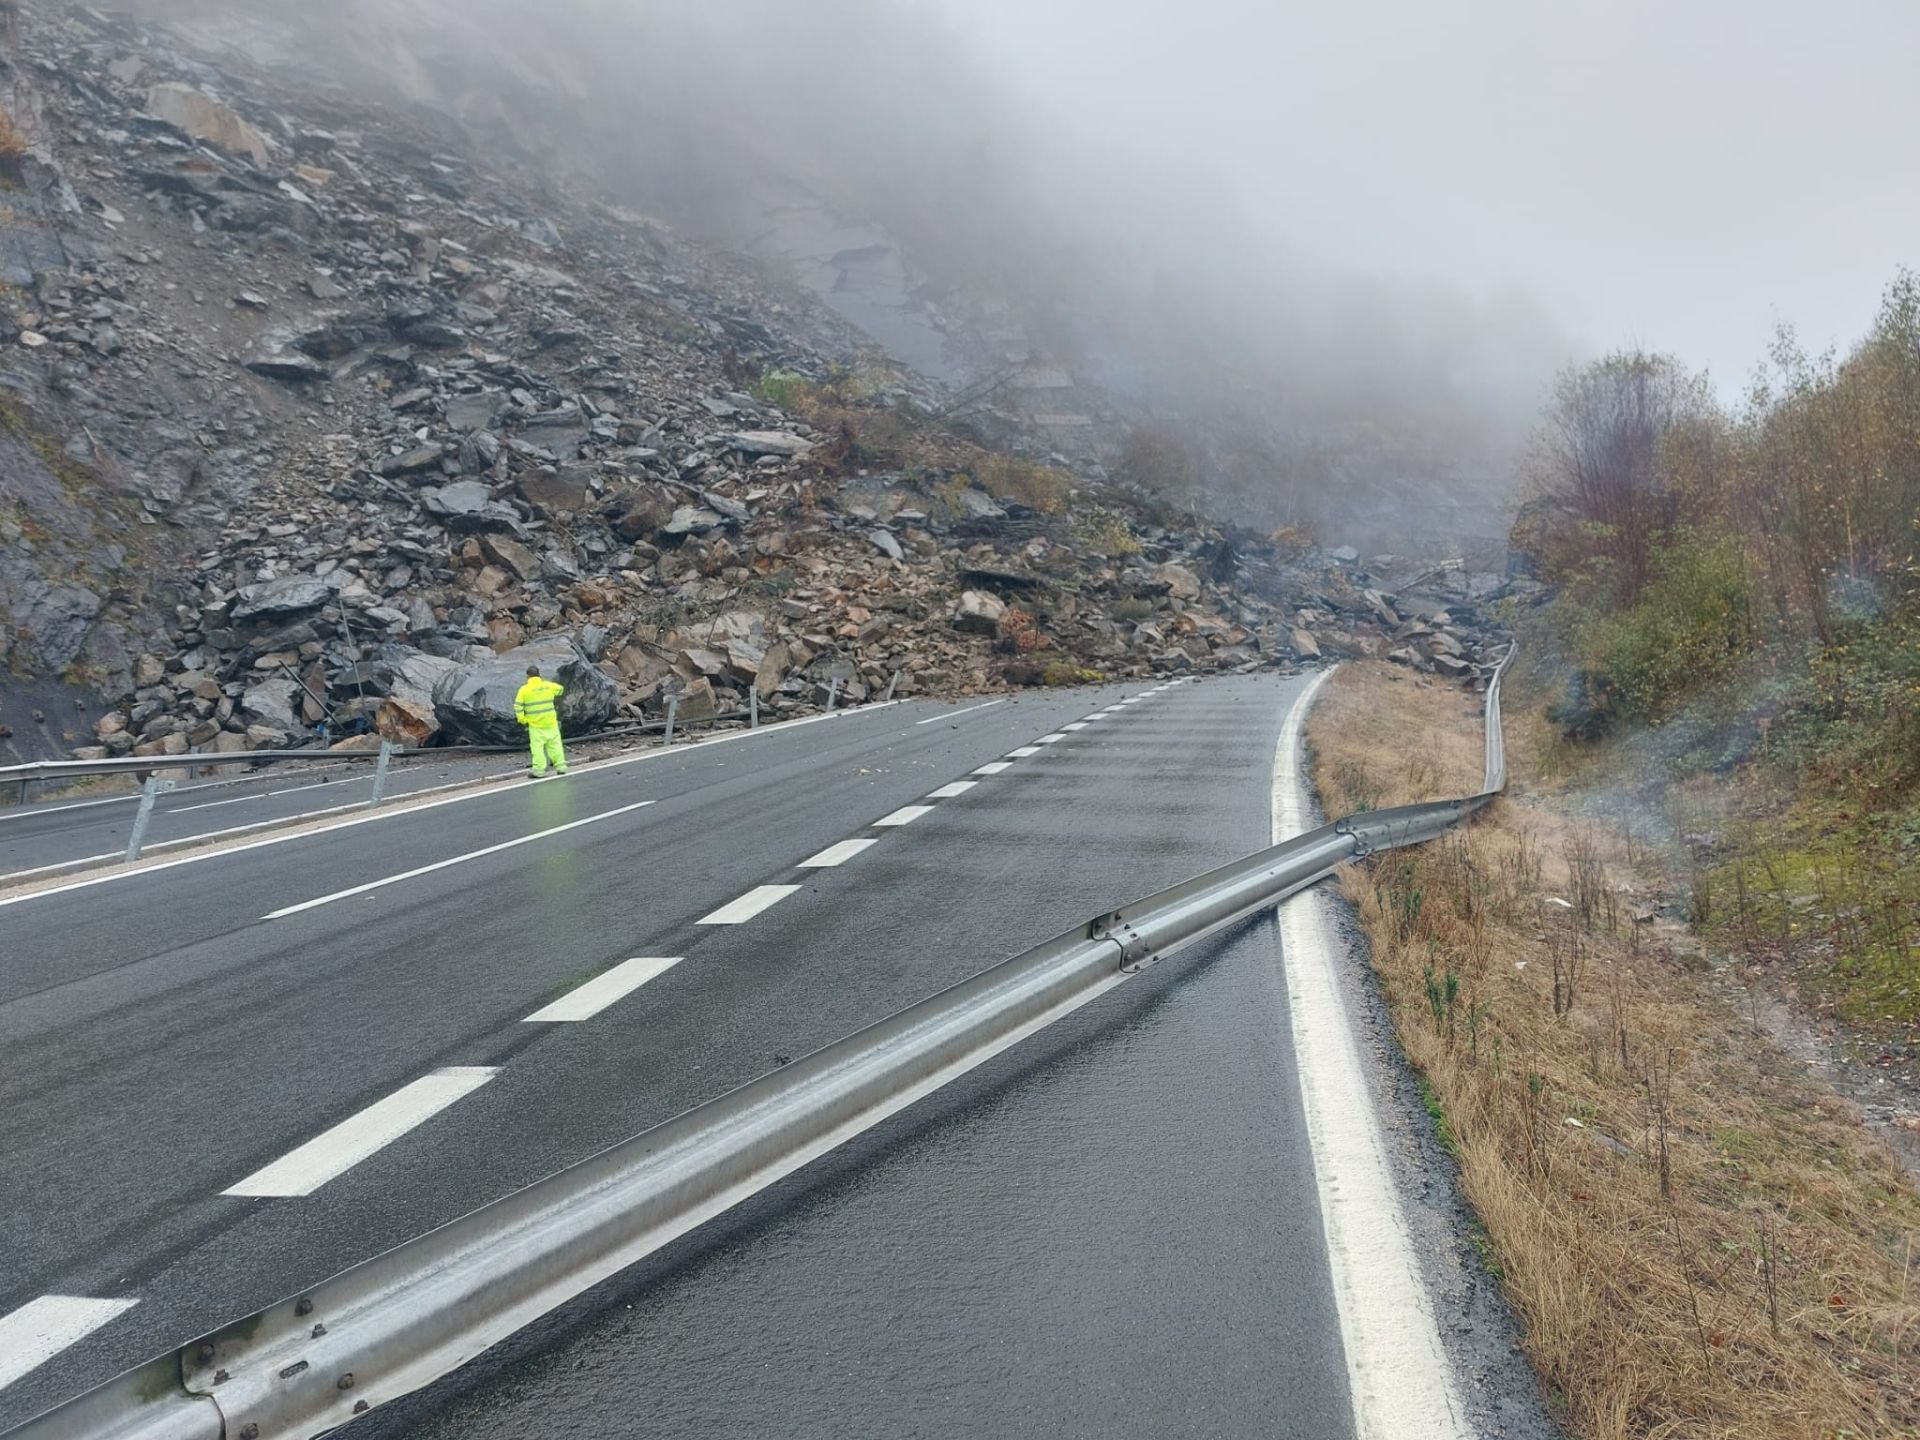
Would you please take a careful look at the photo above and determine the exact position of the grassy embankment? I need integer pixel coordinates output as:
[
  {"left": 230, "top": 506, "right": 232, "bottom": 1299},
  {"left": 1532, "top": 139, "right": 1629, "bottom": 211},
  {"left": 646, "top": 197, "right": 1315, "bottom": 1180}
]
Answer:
[{"left": 1310, "top": 661, "right": 1920, "bottom": 1439}]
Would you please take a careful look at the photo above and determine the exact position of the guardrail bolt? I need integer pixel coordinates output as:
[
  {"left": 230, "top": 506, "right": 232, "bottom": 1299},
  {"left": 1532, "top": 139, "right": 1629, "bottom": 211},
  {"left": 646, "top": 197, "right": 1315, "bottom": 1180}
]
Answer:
[
  {"left": 295, "top": 1297, "right": 313, "bottom": 1316},
  {"left": 240, "top": 1425, "right": 259, "bottom": 1440},
  {"left": 311, "top": 1322, "right": 328, "bottom": 1338},
  {"left": 213, "top": 1368, "right": 230, "bottom": 1385},
  {"left": 196, "top": 1343, "right": 215, "bottom": 1363},
  {"left": 354, "top": 1401, "right": 370, "bottom": 1414},
  {"left": 337, "top": 1373, "right": 355, "bottom": 1390}
]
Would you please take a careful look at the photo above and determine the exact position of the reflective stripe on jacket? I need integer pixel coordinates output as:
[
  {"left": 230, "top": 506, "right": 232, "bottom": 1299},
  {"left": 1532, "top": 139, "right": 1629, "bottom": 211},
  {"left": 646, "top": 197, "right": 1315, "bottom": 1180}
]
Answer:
[{"left": 514, "top": 676, "right": 566, "bottom": 727}]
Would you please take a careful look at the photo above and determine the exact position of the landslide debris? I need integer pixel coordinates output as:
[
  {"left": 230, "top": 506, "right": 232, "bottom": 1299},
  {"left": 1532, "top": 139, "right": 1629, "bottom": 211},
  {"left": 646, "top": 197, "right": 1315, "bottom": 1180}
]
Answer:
[{"left": 0, "top": 4, "right": 1511, "bottom": 766}]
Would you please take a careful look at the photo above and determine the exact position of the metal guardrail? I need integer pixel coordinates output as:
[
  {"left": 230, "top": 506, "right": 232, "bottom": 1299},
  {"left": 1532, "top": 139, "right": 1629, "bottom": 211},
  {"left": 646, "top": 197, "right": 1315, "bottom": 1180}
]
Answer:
[{"left": 7, "top": 652, "right": 1511, "bottom": 1440}]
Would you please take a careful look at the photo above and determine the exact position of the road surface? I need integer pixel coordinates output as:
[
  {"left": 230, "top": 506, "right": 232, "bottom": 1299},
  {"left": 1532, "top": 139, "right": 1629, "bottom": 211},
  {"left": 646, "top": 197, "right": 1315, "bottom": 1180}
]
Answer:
[{"left": 0, "top": 676, "right": 1550, "bottom": 1438}]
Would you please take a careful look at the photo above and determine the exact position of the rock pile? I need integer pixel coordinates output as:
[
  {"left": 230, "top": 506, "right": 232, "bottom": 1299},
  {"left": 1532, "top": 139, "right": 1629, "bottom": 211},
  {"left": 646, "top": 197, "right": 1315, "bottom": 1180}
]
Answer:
[{"left": 0, "top": 6, "right": 1509, "bottom": 766}]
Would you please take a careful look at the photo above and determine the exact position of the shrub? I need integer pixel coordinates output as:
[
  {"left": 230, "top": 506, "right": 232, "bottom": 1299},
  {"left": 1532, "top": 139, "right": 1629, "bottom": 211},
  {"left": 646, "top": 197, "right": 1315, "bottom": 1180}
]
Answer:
[
  {"left": 973, "top": 455, "right": 1070, "bottom": 514},
  {"left": 1041, "top": 659, "right": 1103, "bottom": 686},
  {"left": 1567, "top": 530, "right": 1753, "bottom": 723},
  {"left": 1077, "top": 510, "right": 1140, "bottom": 557}
]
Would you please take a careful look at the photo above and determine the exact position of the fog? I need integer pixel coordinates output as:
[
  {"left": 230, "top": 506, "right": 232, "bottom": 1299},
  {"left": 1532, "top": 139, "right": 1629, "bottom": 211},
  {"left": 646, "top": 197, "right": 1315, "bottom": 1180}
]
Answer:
[
  {"left": 116, "top": 0, "right": 1920, "bottom": 540},
  {"left": 933, "top": 0, "right": 1920, "bottom": 389}
]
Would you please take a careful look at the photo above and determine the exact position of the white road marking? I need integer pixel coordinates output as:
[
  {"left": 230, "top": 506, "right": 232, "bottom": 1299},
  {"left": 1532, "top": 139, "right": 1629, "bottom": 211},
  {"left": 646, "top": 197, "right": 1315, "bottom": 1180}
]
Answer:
[
  {"left": 524, "top": 957, "right": 682, "bottom": 1023},
  {"left": 1035, "top": 734, "right": 1067, "bottom": 745},
  {"left": 1120, "top": 697, "right": 1144, "bottom": 705},
  {"left": 0, "top": 705, "right": 902, "bottom": 910},
  {"left": 261, "top": 800, "right": 656, "bottom": 920},
  {"left": 698, "top": 884, "right": 802, "bottom": 924},
  {"left": 0, "top": 791, "right": 140, "bottom": 823},
  {"left": 1062, "top": 722, "right": 1090, "bottom": 732},
  {"left": 972, "top": 762, "right": 1013, "bottom": 775},
  {"left": 0, "top": 1295, "right": 139, "bottom": 1389},
  {"left": 224, "top": 1068, "right": 499, "bottom": 1198},
  {"left": 1006, "top": 746, "right": 1042, "bottom": 758},
  {"left": 874, "top": 804, "right": 934, "bottom": 827},
  {"left": 913, "top": 699, "right": 1007, "bottom": 724},
  {"left": 925, "top": 781, "right": 977, "bottom": 798},
  {"left": 172, "top": 775, "right": 368, "bottom": 813},
  {"left": 1271, "top": 668, "right": 1471, "bottom": 1440},
  {"left": 798, "top": 837, "right": 879, "bottom": 868}
]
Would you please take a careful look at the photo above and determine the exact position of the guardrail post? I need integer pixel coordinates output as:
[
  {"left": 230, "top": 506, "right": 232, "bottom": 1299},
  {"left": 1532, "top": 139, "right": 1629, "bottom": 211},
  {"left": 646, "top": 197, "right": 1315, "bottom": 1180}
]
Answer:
[
  {"left": 125, "top": 775, "right": 175, "bottom": 861},
  {"left": 749, "top": 687, "right": 759, "bottom": 729},
  {"left": 664, "top": 694, "right": 678, "bottom": 746},
  {"left": 370, "top": 739, "right": 394, "bottom": 806},
  {"left": 884, "top": 671, "right": 899, "bottom": 702},
  {"left": 826, "top": 677, "right": 840, "bottom": 712}
]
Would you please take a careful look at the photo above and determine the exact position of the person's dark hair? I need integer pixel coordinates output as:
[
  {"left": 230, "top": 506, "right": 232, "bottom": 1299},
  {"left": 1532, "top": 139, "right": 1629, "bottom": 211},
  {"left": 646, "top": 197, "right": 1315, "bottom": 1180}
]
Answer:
[{"left": 526, "top": 665, "right": 541, "bottom": 677}]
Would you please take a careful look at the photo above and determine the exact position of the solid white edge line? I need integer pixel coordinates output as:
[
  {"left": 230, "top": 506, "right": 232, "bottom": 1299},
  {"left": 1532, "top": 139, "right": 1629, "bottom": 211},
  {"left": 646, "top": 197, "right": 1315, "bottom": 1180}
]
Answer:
[
  {"left": 523, "top": 957, "right": 683, "bottom": 1023},
  {"left": 0, "top": 704, "right": 903, "bottom": 910},
  {"left": 873, "top": 805, "right": 933, "bottom": 827},
  {"left": 972, "top": 762, "right": 1013, "bottom": 775},
  {"left": 223, "top": 1067, "right": 500, "bottom": 1198},
  {"left": 913, "top": 698, "right": 1008, "bottom": 724},
  {"left": 0, "top": 1295, "right": 140, "bottom": 1390},
  {"left": 797, "top": 837, "right": 880, "bottom": 869},
  {"left": 925, "top": 781, "right": 977, "bottom": 799},
  {"left": 262, "top": 800, "right": 656, "bottom": 919},
  {"left": 697, "top": 884, "right": 802, "bottom": 925},
  {"left": 1272, "top": 669, "right": 1472, "bottom": 1439}
]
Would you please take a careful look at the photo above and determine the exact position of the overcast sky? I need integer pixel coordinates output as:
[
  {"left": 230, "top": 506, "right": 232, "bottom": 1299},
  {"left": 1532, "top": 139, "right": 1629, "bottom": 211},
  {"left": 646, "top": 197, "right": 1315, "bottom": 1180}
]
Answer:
[{"left": 925, "top": 0, "right": 1920, "bottom": 389}]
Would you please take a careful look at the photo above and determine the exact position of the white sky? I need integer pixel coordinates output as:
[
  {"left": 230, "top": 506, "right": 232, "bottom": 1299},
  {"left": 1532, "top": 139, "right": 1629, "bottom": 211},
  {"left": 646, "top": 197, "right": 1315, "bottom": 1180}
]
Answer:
[{"left": 925, "top": 0, "right": 1920, "bottom": 386}]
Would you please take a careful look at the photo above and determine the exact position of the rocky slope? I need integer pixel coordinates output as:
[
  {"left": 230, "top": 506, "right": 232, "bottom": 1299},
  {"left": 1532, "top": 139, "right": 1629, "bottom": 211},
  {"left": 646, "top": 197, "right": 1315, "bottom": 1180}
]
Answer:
[{"left": 0, "top": 3, "right": 1509, "bottom": 766}]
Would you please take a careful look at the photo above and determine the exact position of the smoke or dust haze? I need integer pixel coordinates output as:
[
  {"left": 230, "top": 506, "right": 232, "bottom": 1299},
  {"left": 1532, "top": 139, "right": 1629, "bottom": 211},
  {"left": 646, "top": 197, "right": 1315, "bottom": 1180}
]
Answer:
[{"left": 115, "top": 0, "right": 1920, "bottom": 539}]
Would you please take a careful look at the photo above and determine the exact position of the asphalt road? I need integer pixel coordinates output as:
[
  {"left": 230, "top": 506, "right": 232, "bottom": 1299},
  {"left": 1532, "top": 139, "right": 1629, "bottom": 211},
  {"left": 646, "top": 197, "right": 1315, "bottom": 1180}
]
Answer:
[
  {"left": 0, "top": 747, "right": 531, "bottom": 879},
  {"left": 3, "top": 677, "right": 1361, "bottom": 1427}
]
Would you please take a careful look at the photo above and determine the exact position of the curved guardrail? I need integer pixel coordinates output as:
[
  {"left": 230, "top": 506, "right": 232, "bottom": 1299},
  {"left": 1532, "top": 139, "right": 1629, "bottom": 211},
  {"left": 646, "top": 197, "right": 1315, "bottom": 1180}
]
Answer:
[{"left": 7, "top": 651, "right": 1512, "bottom": 1440}]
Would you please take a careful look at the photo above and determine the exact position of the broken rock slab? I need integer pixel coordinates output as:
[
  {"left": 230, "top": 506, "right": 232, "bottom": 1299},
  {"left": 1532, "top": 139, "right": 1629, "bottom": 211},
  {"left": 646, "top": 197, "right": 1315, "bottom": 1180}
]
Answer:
[
  {"left": 144, "top": 83, "right": 272, "bottom": 166},
  {"left": 232, "top": 573, "right": 336, "bottom": 623},
  {"left": 727, "top": 430, "right": 814, "bottom": 460},
  {"left": 431, "top": 636, "right": 618, "bottom": 745}
]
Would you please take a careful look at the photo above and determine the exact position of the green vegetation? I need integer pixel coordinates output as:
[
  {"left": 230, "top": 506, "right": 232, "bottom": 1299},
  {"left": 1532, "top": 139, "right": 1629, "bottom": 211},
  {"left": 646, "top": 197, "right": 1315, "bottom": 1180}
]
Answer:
[{"left": 1515, "top": 270, "right": 1920, "bottom": 1039}]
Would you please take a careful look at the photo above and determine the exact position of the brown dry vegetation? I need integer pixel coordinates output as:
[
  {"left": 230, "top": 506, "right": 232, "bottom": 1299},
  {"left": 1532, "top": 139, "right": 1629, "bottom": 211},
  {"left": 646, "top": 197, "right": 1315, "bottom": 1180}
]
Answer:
[{"left": 1310, "top": 661, "right": 1920, "bottom": 1439}]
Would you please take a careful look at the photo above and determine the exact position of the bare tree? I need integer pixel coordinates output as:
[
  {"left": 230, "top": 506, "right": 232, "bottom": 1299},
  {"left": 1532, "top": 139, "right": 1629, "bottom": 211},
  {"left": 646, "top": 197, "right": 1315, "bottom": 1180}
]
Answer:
[{"left": 1518, "top": 351, "right": 1716, "bottom": 603}]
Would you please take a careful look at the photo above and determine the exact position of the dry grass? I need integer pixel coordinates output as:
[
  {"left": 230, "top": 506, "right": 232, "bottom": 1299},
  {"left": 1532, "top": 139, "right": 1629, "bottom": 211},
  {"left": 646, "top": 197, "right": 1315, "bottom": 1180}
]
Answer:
[{"left": 1310, "top": 662, "right": 1920, "bottom": 1439}]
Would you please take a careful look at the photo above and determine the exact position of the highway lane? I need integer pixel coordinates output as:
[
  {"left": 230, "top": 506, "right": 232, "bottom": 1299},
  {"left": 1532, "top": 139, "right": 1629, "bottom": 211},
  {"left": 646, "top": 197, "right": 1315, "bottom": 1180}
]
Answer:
[
  {"left": 1, "top": 679, "right": 1221, "bottom": 1425},
  {"left": 351, "top": 670, "right": 1357, "bottom": 1439},
  {"left": 0, "top": 748, "right": 529, "bottom": 879}
]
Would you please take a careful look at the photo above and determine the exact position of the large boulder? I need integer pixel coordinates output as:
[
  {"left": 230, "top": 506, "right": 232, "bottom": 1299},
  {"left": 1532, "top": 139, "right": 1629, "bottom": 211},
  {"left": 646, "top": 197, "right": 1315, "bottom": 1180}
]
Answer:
[
  {"left": 144, "top": 83, "right": 272, "bottom": 166},
  {"left": 954, "top": 589, "right": 1007, "bottom": 635},
  {"left": 232, "top": 573, "right": 336, "bottom": 623},
  {"left": 431, "top": 636, "right": 618, "bottom": 745}
]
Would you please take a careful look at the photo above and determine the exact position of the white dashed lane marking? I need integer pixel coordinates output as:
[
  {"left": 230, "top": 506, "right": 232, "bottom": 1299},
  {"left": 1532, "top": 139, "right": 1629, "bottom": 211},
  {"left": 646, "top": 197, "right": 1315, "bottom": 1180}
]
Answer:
[
  {"left": 523, "top": 957, "right": 683, "bottom": 1023},
  {"left": 224, "top": 1067, "right": 500, "bottom": 1198},
  {"left": 925, "top": 781, "right": 977, "bottom": 799},
  {"left": 697, "top": 884, "right": 803, "bottom": 925},
  {"left": 1006, "top": 746, "right": 1042, "bottom": 758},
  {"left": 874, "top": 805, "right": 934, "bottom": 828},
  {"left": 261, "top": 800, "right": 657, "bottom": 920},
  {"left": 798, "top": 838, "right": 879, "bottom": 868},
  {"left": 0, "top": 1295, "right": 139, "bottom": 1390},
  {"left": 914, "top": 699, "right": 1007, "bottom": 724},
  {"left": 1036, "top": 734, "right": 1067, "bottom": 745},
  {"left": 1062, "top": 722, "right": 1090, "bottom": 731},
  {"left": 973, "top": 762, "right": 1013, "bottom": 775}
]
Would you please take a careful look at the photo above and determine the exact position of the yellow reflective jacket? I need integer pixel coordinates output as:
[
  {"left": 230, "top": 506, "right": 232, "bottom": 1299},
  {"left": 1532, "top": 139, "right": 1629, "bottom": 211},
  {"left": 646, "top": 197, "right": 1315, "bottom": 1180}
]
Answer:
[{"left": 513, "top": 676, "right": 566, "bottom": 729}]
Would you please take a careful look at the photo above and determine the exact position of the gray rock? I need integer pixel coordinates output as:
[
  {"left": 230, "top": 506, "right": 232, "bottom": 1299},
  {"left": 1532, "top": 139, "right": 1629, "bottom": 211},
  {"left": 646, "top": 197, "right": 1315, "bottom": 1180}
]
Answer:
[
  {"left": 241, "top": 676, "right": 302, "bottom": 731},
  {"left": 868, "top": 529, "right": 905, "bottom": 561},
  {"left": 954, "top": 589, "right": 1006, "bottom": 635},
  {"left": 445, "top": 392, "right": 505, "bottom": 433},
  {"left": 232, "top": 573, "right": 336, "bottom": 623},
  {"left": 430, "top": 636, "right": 618, "bottom": 745},
  {"left": 245, "top": 352, "right": 329, "bottom": 383},
  {"left": 727, "top": 430, "right": 814, "bottom": 459},
  {"left": 663, "top": 505, "right": 726, "bottom": 537},
  {"left": 422, "top": 481, "right": 519, "bottom": 531},
  {"left": 378, "top": 443, "right": 445, "bottom": 477},
  {"left": 1290, "top": 628, "right": 1322, "bottom": 660}
]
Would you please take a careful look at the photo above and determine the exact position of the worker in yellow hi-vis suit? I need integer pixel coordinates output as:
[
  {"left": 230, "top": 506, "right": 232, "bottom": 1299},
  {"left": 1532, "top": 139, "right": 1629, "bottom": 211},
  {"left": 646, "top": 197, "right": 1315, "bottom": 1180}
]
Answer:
[{"left": 513, "top": 665, "right": 569, "bottom": 778}]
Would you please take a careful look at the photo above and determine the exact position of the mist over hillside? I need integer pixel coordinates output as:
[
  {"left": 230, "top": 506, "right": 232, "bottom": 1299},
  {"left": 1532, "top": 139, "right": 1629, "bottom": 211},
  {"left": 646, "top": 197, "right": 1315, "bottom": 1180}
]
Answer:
[{"left": 105, "top": 0, "right": 1573, "bottom": 548}]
